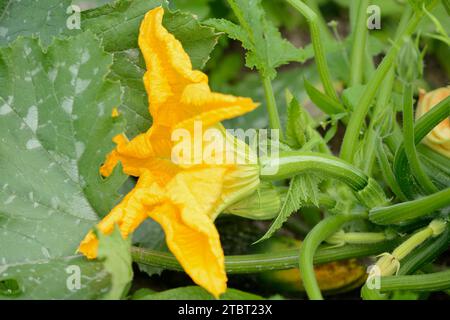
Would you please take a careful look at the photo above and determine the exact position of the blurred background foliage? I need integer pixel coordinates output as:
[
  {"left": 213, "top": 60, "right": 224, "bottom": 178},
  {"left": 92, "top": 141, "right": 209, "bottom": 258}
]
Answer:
[{"left": 72, "top": 0, "right": 449, "bottom": 131}]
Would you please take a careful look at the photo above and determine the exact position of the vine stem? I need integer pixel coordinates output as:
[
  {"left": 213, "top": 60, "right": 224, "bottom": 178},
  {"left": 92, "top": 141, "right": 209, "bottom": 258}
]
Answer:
[
  {"left": 402, "top": 83, "right": 438, "bottom": 194},
  {"left": 339, "top": 0, "right": 439, "bottom": 163},
  {"left": 260, "top": 151, "right": 387, "bottom": 208},
  {"left": 286, "top": 0, "right": 339, "bottom": 101},
  {"left": 262, "top": 75, "right": 283, "bottom": 139},
  {"left": 375, "top": 137, "right": 408, "bottom": 201},
  {"left": 393, "top": 96, "right": 450, "bottom": 198},
  {"left": 369, "top": 187, "right": 450, "bottom": 225},
  {"left": 131, "top": 238, "right": 398, "bottom": 274},
  {"left": 260, "top": 151, "right": 368, "bottom": 189},
  {"left": 299, "top": 212, "right": 368, "bottom": 300},
  {"left": 349, "top": 0, "right": 369, "bottom": 86},
  {"left": 362, "top": 7, "right": 413, "bottom": 173},
  {"left": 380, "top": 269, "right": 450, "bottom": 292}
]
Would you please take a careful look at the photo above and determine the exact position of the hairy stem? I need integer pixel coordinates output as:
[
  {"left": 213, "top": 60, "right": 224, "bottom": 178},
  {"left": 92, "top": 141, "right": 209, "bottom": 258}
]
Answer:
[
  {"left": 131, "top": 239, "right": 399, "bottom": 274},
  {"left": 262, "top": 75, "right": 283, "bottom": 138},
  {"left": 349, "top": 0, "right": 369, "bottom": 86},
  {"left": 286, "top": 0, "right": 339, "bottom": 101}
]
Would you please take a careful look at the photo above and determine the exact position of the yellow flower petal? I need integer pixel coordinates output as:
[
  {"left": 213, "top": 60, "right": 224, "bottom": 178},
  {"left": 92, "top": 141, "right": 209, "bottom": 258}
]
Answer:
[
  {"left": 78, "top": 172, "right": 165, "bottom": 258},
  {"left": 138, "top": 7, "right": 258, "bottom": 129},
  {"left": 417, "top": 87, "right": 450, "bottom": 158},
  {"left": 149, "top": 202, "right": 227, "bottom": 298},
  {"left": 100, "top": 129, "right": 178, "bottom": 183}
]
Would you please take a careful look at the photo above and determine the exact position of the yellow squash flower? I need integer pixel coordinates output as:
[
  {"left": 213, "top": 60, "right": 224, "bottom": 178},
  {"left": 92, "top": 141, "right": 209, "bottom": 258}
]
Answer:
[
  {"left": 78, "top": 6, "right": 260, "bottom": 297},
  {"left": 416, "top": 87, "right": 450, "bottom": 158}
]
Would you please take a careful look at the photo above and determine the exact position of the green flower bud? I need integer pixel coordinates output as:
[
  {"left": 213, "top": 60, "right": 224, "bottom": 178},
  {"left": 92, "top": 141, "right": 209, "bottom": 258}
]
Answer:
[{"left": 223, "top": 182, "right": 284, "bottom": 220}]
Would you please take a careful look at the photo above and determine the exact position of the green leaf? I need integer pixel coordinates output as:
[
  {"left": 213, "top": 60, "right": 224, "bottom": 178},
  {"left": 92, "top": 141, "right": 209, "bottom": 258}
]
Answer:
[
  {"left": 164, "top": 10, "right": 220, "bottom": 70},
  {"left": 169, "top": 0, "right": 211, "bottom": 20},
  {"left": 285, "top": 93, "right": 329, "bottom": 153},
  {"left": 256, "top": 175, "right": 304, "bottom": 242},
  {"left": 0, "top": 32, "right": 126, "bottom": 298},
  {"left": 0, "top": 0, "right": 72, "bottom": 46},
  {"left": 77, "top": 0, "right": 165, "bottom": 52},
  {"left": 304, "top": 78, "right": 345, "bottom": 115},
  {"left": 77, "top": 0, "right": 220, "bottom": 138},
  {"left": 285, "top": 95, "right": 307, "bottom": 149},
  {"left": 132, "top": 286, "right": 264, "bottom": 300},
  {"left": 0, "top": 256, "right": 111, "bottom": 299},
  {"left": 205, "top": 0, "right": 309, "bottom": 79},
  {"left": 97, "top": 226, "right": 133, "bottom": 300},
  {"left": 296, "top": 173, "right": 321, "bottom": 208}
]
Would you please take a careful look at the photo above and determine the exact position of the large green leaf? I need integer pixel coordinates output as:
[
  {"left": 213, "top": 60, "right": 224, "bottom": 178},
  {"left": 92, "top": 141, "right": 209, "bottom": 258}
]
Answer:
[
  {"left": 0, "top": 0, "right": 72, "bottom": 46},
  {"left": 132, "top": 286, "right": 264, "bottom": 300},
  {"left": 97, "top": 226, "right": 133, "bottom": 300},
  {"left": 0, "top": 256, "right": 110, "bottom": 299},
  {"left": 0, "top": 32, "right": 126, "bottom": 299}
]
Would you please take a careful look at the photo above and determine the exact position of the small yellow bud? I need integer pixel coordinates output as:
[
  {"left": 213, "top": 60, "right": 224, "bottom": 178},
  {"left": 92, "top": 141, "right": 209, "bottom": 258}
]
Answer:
[
  {"left": 111, "top": 107, "right": 119, "bottom": 118},
  {"left": 375, "top": 253, "right": 400, "bottom": 277}
]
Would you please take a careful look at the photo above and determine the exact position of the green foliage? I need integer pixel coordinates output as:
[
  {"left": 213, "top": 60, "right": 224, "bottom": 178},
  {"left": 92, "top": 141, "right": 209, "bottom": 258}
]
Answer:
[
  {"left": 0, "top": 0, "right": 72, "bottom": 46},
  {"left": 205, "top": 0, "right": 309, "bottom": 79},
  {"left": 97, "top": 226, "right": 133, "bottom": 300},
  {"left": 132, "top": 286, "right": 264, "bottom": 300},
  {"left": 0, "top": 32, "right": 126, "bottom": 299},
  {"left": 169, "top": 0, "right": 211, "bottom": 20},
  {"left": 304, "top": 79, "right": 345, "bottom": 115}
]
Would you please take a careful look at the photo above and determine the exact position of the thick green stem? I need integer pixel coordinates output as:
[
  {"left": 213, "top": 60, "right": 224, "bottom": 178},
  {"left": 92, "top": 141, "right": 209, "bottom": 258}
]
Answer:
[
  {"left": 399, "top": 229, "right": 450, "bottom": 275},
  {"left": 299, "top": 213, "right": 367, "bottom": 300},
  {"left": 364, "top": 44, "right": 376, "bottom": 82},
  {"left": 305, "top": 0, "right": 333, "bottom": 41},
  {"left": 131, "top": 239, "right": 399, "bottom": 274},
  {"left": 402, "top": 83, "right": 439, "bottom": 194},
  {"left": 380, "top": 269, "right": 450, "bottom": 292},
  {"left": 369, "top": 188, "right": 450, "bottom": 225},
  {"left": 349, "top": 0, "right": 369, "bottom": 86},
  {"left": 362, "top": 7, "right": 413, "bottom": 171},
  {"left": 362, "top": 70, "right": 396, "bottom": 174},
  {"left": 340, "top": 1, "right": 438, "bottom": 163},
  {"left": 327, "top": 230, "right": 390, "bottom": 246},
  {"left": 260, "top": 151, "right": 367, "bottom": 189},
  {"left": 375, "top": 137, "right": 408, "bottom": 201},
  {"left": 262, "top": 75, "right": 283, "bottom": 138},
  {"left": 286, "top": 0, "right": 339, "bottom": 101},
  {"left": 260, "top": 151, "right": 387, "bottom": 208},
  {"left": 394, "top": 96, "right": 450, "bottom": 198}
]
